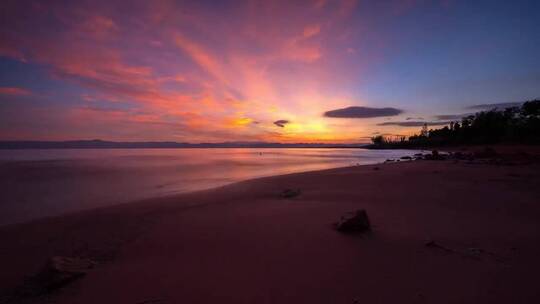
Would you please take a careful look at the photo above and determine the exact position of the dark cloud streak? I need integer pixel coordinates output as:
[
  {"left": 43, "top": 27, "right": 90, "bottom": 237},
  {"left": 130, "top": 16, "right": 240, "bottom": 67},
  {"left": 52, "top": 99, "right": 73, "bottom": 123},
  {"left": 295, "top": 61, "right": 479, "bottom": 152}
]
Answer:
[
  {"left": 273, "top": 119, "right": 289, "bottom": 127},
  {"left": 377, "top": 121, "right": 451, "bottom": 127},
  {"left": 467, "top": 102, "right": 523, "bottom": 110},
  {"left": 324, "top": 106, "right": 403, "bottom": 118},
  {"left": 433, "top": 113, "right": 473, "bottom": 120}
]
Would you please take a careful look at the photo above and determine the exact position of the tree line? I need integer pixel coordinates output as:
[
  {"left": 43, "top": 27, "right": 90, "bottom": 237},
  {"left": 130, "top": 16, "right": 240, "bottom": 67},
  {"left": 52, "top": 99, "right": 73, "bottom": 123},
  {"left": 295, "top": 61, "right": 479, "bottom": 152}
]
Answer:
[{"left": 370, "top": 99, "right": 540, "bottom": 148}]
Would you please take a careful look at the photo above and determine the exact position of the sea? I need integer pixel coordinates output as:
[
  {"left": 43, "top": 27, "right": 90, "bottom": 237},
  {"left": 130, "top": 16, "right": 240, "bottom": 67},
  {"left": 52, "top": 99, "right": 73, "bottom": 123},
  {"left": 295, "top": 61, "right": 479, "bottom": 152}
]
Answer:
[{"left": 0, "top": 148, "right": 418, "bottom": 225}]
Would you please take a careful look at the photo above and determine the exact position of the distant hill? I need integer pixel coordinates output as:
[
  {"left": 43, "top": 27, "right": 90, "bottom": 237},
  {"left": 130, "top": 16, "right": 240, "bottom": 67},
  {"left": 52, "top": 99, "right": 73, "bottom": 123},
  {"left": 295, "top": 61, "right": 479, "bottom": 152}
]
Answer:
[{"left": 0, "top": 140, "right": 367, "bottom": 149}]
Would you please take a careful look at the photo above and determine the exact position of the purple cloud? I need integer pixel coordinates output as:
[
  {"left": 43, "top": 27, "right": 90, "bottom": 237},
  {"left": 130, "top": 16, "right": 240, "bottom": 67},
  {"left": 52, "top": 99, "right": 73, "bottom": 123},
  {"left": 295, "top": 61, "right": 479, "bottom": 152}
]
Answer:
[
  {"left": 324, "top": 106, "right": 403, "bottom": 118},
  {"left": 377, "top": 121, "right": 451, "bottom": 127}
]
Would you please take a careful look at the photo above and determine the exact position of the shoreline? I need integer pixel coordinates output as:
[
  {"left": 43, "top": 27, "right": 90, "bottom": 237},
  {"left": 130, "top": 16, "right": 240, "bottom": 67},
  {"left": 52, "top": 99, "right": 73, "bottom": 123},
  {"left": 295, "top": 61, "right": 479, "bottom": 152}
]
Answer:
[
  {"left": 0, "top": 148, "right": 419, "bottom": 226},
  {"left": 0, "top": 160, "right": 410, "bottom": 229},
  {"left": 1, "top": 147, "right": 540, "bottom": 303}
]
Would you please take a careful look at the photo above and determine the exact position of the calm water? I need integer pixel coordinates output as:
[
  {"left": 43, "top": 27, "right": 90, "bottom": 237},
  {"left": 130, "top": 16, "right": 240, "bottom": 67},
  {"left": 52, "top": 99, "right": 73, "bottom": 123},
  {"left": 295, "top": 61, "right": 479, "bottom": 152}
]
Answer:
[{"left": 0, "top": 148, "right": 417, "bottom": 225}]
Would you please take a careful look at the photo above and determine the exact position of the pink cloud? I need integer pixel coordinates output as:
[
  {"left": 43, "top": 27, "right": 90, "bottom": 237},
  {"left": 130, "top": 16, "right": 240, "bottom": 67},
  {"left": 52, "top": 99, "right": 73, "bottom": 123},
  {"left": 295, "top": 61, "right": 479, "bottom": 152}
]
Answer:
[
  {"left": 0, "top": 0, "right": 400, "bottom": 142},
  {"left": 303, "top": 24, "right": 321, "bottom": 38},
  {"left": 0, "top": 87, "right": 32, "bottom": 96}
]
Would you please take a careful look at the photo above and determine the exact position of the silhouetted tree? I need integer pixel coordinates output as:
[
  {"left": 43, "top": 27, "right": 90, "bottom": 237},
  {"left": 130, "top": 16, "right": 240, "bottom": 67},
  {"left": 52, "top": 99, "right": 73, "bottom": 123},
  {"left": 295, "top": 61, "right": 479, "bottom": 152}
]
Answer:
[
  {"left": 421, "top": 123, "right": 428, "bottom": 137},
  {"left": 369, "top": 99, "right": 540, "bottom": 148},
  {"left": 371, "top": 135, "right": 384, "bottom": 145}
]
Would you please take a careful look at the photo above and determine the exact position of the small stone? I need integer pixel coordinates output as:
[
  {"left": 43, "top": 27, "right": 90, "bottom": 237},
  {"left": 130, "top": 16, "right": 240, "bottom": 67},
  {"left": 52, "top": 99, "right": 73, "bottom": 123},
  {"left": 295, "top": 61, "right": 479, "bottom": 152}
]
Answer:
[
  {"left": 424, "top": 240, "right": 454, "bottom": 253},
  {"left": 335, "top": 209, "right": 371, "bottom": 233},
  {"left": 425, "top": 239, "right": 437, "bottom": 247},
  {"left": 467, "top": 247, "right": 484, "bottom": 255},
  {"left": 424, "top": 150, "right": 446, "bottom": 160},
  {"left": 281, "top": 188, "right": 301, "bottom": 199}
]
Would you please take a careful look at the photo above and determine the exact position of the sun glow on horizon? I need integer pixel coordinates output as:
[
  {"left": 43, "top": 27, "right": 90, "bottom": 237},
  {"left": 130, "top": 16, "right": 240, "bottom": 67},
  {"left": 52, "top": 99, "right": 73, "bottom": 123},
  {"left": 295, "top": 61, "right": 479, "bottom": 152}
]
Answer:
[{"left": 1, "top": 0, "right": 539, "bottom": 142}]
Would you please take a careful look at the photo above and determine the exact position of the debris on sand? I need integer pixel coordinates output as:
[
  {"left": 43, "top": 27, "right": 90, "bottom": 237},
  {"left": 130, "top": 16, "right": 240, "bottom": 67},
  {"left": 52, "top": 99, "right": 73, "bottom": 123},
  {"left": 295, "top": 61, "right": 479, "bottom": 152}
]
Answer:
[
  {"left": 474, "top": 147, "right": 498, "bottom": 159},
  {"left": 451, "top": 151, "right": 474, "bottom": 161},
  {"left": 423, "top": 150, "right": 446, "bottom": 160},
  {"left": 424, "top": 241, "right": 507, "bottom": 263},
  {"left": 3, "top": 256, "right": 97, "bottom": 301},
  {"left": 335, "top": 209, "right": 371, "bottom": 233},
  {"left": 33, "top": 256, "right": 96, "bottom": 292},
  {"left": 280, "top": 188, "right": 301, "bottom": 199},
  {"left": 135, "top": 299, "right": 165, "bottom": 304},
  {"left": 424, "top": 240, "right": 454, "bottom": 253}
]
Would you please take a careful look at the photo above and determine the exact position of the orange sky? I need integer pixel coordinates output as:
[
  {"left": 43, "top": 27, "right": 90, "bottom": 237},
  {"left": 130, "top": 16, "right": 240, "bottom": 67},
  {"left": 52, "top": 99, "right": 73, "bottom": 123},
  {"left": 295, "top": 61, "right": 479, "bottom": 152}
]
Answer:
[{"left": 1, "top": 0, "right": 539, "bottom": 143}]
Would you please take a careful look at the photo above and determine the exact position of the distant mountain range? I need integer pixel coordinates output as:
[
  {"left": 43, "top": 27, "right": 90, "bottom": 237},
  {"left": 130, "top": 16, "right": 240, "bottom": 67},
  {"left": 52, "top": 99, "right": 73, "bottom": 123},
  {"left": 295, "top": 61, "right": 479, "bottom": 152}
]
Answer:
[{"left": 0, "top": 140, "right": 367, "bottom": 149}]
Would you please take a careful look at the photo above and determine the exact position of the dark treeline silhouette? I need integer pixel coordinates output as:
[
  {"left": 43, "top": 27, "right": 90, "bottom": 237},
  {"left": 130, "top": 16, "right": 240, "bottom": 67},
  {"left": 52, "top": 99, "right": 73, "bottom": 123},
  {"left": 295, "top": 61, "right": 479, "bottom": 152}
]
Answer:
[{"left": 369, "top": 99, "right": 540, "bottom": 148}]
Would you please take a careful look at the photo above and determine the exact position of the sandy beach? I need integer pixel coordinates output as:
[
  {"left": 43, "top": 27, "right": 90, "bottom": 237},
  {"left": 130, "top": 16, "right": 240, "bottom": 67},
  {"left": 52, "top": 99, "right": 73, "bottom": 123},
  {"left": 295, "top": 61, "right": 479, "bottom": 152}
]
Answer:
[{"left": 1, "top": 147, "right": 540, "bottom": 304}]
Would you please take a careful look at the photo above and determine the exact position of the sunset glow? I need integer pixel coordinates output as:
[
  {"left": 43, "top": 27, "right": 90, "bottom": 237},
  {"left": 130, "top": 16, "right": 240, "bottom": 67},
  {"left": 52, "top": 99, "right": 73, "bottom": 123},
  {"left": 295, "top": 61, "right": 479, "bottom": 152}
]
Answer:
[{"left": 1, "top": 0, "right": 539, "bottom": 143}]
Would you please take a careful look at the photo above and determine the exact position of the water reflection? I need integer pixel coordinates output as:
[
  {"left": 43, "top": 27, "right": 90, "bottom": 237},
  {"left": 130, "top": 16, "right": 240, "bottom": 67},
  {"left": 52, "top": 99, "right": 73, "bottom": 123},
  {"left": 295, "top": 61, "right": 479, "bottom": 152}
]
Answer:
[{"left": 0, "top": 148, "right": 417, "bottom": 225}]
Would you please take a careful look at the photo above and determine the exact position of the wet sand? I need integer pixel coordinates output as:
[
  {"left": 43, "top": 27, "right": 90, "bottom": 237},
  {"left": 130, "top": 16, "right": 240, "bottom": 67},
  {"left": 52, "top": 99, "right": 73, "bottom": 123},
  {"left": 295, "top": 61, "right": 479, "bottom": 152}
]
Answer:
[{"left": 1, "top": 147, "right": 540, "bottom": 303}]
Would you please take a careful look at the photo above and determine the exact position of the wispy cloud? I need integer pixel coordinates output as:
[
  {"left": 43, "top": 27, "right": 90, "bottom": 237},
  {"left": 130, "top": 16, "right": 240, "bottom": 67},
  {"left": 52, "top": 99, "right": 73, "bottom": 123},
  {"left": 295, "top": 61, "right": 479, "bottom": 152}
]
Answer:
[
  {"left": 0, "top": 87, "right": 32, "bottom": 96},
  {"left": 467, "top": 102, "right": 523, "bottom": 110},
  {"left": 433, "top": 113, "right": 473, "bottom": 120},
  {"left": 377, "top": 121, "right": 451, "bottom": 127}
]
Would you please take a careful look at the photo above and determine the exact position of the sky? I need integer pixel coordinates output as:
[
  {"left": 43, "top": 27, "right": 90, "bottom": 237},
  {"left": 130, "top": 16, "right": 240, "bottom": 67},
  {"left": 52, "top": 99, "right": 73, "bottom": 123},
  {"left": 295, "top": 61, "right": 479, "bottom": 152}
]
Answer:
[{"left": 0, "top": 0, "right": 539, "bottom": 143}]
